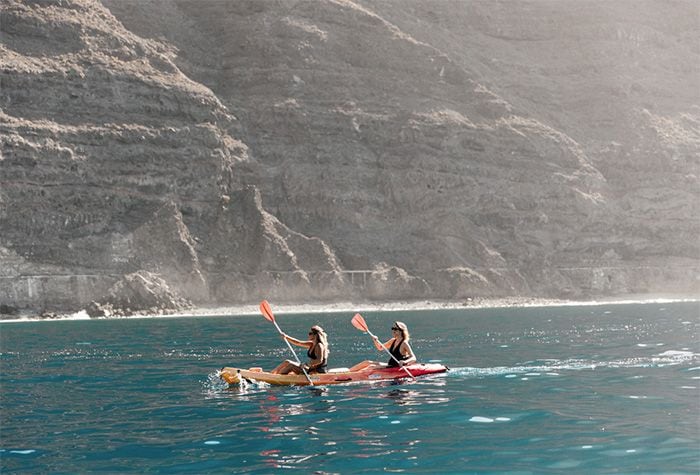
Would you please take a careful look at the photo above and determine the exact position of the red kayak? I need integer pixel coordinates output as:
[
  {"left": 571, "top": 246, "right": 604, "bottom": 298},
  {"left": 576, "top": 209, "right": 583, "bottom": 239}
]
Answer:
[{"left": 219, "top": 360, "right": 448, "bottom": 386}]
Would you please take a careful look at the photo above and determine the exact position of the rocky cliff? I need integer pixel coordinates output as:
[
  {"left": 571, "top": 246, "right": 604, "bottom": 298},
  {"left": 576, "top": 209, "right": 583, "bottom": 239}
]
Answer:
[{"left": 1, "top": 0, "right": 698, "bottom": 315}]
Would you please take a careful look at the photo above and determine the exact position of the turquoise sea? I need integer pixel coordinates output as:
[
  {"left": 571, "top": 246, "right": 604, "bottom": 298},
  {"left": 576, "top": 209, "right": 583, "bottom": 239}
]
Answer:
[{"left": 1, "top": 301, "right": 699, "bottom": 473}]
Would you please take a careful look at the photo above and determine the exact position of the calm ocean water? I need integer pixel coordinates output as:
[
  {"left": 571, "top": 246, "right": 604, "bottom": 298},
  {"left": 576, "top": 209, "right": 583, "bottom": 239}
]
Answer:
[{"left": 1, "top": 301, "right": 698, "bottom": 474}]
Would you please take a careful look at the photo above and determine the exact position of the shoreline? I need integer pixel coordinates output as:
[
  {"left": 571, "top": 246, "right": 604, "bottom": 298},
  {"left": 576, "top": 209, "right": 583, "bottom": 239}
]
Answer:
[
  {"left": 170, "top": 294, "right": 700, "bottom": 318},
  {"left": 1, "top": 294, "right": 698, "bottom": 323}
]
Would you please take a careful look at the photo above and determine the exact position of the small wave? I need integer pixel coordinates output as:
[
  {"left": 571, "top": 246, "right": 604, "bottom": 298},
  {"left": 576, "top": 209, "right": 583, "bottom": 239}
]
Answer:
[
  {"left": 202, "top": 371, "right": 231, "bottom": 396},
  {"left": 1, "top": 449, "right": 37, "bottom": 455},
  {"left": 449, "top": 351, "right": 699, "bottom": 378},
  {"left": 202, "top": 370, "right": 275, "bottom": 398},
  {"left": 0, "top": 310, "right": 91, "bottom": 324}
]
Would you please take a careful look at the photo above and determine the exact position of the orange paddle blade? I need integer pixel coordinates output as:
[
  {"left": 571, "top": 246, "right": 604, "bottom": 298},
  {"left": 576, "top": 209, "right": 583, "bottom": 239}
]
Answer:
[
  {"left": 260, "top": 300, "right": 275, "bottom": 322},
  {"left": 351, "top": 313, "right": 369, "bottom": 332}
]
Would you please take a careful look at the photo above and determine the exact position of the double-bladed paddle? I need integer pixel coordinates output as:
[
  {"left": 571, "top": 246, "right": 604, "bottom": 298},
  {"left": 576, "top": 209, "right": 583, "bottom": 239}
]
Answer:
[
  {"left": 260, "top": 300, "right": 314, "bottom": 386},
  {"left": 351, "top": 313, "right": 416, "bottom": 380}
]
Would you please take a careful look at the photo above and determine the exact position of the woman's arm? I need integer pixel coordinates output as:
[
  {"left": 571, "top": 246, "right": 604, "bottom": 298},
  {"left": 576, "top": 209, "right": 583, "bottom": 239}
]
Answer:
[
  {"left": 373, "top": 336, "right": 394, "bottom": 351},
  {"left": 282, "top": 333, "right": 312, "bottom": 348},
  {"left": 400, "top": 341, "right": 417, "bottom": 365}
]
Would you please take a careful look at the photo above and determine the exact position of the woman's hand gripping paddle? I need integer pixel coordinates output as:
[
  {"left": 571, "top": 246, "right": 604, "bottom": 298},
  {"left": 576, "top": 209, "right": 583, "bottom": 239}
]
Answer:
[
  {"left": 351, "top": 313, "right": 415, "bottom": 380},
  {"left": 260, "top": 300, "right": 314, "bottom": 386}
]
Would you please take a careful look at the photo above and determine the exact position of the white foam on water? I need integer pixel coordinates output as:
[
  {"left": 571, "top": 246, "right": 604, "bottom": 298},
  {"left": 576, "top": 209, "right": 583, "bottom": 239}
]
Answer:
[
  {"left": 70, "top": 310, "right": 91, "bottom": 320},
  {"left": 470, "top": 416, "right": 494, "bottom": 423},
  {"left": 548, "top": 459, "right": 582, "bottom": 469},
  {"left": 659, "top": 350, "right": 693, "bottom": 357},
  {"left": 601, "top": 449, "right": 638, "bottom": 457},
  {"left": 449, "top": 351, "right": 698, "bottom": 381},
  {"left": 680, "top": 386, "right": 696, "bottom": 389},
  {"left": 390, "top": 420, "right": 401, "bottom": 424},
  {"left": 9, "top": 450, "right": 36, "bottom": 455},
  {"left": 204, "top": 441, "right": 221, "bottom": 445},
  {"left": 203, "top": 371, "right": 231, "bottom": 396},
  {"left": 581, "top": 445, "right": 593, "bottom": 449},
  {"left": 495, "top": 417, "right": 511, "bottom": 422}
]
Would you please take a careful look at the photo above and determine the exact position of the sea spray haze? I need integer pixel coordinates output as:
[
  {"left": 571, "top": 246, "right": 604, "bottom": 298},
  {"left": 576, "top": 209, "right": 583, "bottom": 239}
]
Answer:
[
  {"left": 1, "top": 0, "right": 698, "bottom": 316},
  {"left": 1, "top": 301, "right": 699, "bottom": 473}
]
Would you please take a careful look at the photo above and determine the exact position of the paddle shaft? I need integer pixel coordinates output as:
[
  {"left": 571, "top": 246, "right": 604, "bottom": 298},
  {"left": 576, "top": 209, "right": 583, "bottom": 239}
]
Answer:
[{"left": 272, "top": 320, "right": 315, "bottom": 386}]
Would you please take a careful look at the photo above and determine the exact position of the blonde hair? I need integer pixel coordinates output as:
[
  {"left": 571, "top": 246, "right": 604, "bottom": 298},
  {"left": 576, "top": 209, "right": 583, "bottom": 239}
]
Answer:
[
  {"left": 394, "top": 321, "right": 410, "bottom": 341},
  {"left": 310, "top": 325, "right": 329, "bottom": 357}
]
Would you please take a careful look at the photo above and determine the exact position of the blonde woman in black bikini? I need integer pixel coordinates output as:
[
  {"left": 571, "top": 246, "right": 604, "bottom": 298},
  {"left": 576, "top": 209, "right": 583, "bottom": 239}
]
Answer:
[{"left": 271, "top": 325, "right": 329, "bottom": 374}]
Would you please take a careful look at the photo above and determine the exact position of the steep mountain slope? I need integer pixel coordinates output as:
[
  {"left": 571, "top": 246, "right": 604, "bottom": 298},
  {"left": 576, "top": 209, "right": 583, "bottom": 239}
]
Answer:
[
  {"left": 104, "top": 0, "right": 698, "bottom": 296},
  {"left": 0, "top": 0, "right": 345, "bottom": 312},
  {"left": 1, "top": 0, "right": 697, "bottom": 314},
  {"left": 361, "top": 0, "right": 700, "bottom": 261}
]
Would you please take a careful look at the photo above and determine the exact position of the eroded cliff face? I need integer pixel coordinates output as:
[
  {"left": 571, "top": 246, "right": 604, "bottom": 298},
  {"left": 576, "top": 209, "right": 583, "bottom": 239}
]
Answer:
[
  {"left": 362, "top": 0, "right": 700, "bottom": 265},
  {"left": 1, "top": 0, "right": 698, "bottom": 314},
  {"left": 0, "top": 0, "right": 342, "bottom": 312}
]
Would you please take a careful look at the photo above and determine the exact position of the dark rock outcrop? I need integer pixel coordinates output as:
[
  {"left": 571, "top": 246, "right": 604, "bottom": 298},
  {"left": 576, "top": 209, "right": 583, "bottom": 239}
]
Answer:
[
  {"left": 86, "top": 270, "right": 191, "bottom": 317},
  {"left": 203, "top": 185, "right": 350, "bottom": 302},
  {"left": 0, "top": 304, "right": 19, "bottom": 316},
  {"left": 132, "top": 201, "right": 208, "bottom": 302}
]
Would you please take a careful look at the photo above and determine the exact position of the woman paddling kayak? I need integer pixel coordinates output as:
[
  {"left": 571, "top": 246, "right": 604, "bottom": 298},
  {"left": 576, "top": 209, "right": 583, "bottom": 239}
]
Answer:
[
  {"left": 373, "top": 321, "right": 416, "bottom": 367},
  {"left": 271, "top": 325, "right": 329, "bottom": 375}
]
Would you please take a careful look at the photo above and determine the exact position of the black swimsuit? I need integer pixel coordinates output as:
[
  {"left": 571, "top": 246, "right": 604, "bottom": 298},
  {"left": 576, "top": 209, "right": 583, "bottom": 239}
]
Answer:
[
  {"left": 307, "top": 344, "right": 328, "bottom": 373},
  {"left": 387, "top": 339, "right": 409, "bottom": 367}
]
